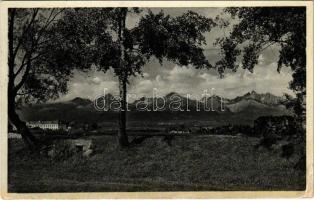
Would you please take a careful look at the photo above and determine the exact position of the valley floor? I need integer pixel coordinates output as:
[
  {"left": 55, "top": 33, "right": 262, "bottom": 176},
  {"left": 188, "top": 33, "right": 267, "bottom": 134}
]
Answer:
[{"left": 8, "top": 134, "right": 305, "bottom": 192}]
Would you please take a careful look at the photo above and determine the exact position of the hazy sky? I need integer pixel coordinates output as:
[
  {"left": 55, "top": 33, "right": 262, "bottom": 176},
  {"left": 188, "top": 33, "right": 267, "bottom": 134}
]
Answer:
[{"left": 58, "top": 8, "right": 294, "bottom": 101}]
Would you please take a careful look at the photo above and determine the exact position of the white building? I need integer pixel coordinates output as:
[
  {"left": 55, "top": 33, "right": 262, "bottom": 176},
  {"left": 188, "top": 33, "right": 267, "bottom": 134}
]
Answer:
[
  {"left": 8, "top": 132, "right": 22, "bottom": 139},
  {"left": 27, "top": 120, "right": 66, "bottom": 130}
]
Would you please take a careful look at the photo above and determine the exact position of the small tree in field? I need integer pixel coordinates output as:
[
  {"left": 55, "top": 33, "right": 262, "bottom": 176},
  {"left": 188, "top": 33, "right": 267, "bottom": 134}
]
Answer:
[
  {"left": 116, "top": 9, "right": 216, "bottom": 146},
  {"left": 62, "top": 8, "right": 216, "bottom": 147}
]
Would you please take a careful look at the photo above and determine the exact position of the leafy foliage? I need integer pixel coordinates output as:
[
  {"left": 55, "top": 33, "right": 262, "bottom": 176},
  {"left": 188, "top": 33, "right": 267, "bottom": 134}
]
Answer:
[
  {"left": 214, "top": 38, "right": 240, "bottom": 77},
  {"left": 53, "top": 8, "right": 216, "bottom": 83},
  {"left": 134, "top": 10, "right": 215, "bottom": 69},
  {"left": 215, "top": 7, "right": 306, "bottom": 117},
  {"left": 10, "top": 8, "right": 100, "bottom": 104}
]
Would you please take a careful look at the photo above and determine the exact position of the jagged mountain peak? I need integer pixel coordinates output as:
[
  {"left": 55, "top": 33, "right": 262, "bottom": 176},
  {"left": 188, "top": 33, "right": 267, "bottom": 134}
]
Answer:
[
  {"left": 70, "top": 97, "right": 92, "bottom": 105},
  {"left": 165, "top": 92, "right": 182, "bottom": 98},
  {"left": 231, "top": 91, "right": 284, "bottom": 106}
]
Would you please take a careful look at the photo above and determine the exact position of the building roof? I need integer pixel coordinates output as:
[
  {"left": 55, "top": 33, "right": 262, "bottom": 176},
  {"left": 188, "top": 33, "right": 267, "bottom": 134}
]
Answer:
[{"left": 27, "top": 120, "right": 64, "bottom": 124}]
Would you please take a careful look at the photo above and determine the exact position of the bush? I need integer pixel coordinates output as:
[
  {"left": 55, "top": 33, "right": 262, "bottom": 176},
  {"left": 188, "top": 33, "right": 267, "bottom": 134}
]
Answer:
[
  {"left": 254, "top": 115, "right": 297, "bottom": 138},
  {"left": 47, "top": 140, "right": 76, "bottom": 161}
]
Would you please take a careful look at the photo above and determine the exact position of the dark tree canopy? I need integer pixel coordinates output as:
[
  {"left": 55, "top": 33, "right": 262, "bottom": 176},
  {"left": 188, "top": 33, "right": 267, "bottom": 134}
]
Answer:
[
  {"left": 134, "top": 10, "right": 215, "bottom": 68},
  {"left": 60, "top": 9, "right": 216, "bottom": 79},
  {"left": 10, "top": 8, "right": 98, "bottom": 104},
  {"left": 8, "top": 8, "right": 118, "bottom": 149},
  {"left": 215, "top": 7, "right": 306, "bottom": 117},
  {"left": 216, "top": 7, "right": 306, "bottom": 92}
]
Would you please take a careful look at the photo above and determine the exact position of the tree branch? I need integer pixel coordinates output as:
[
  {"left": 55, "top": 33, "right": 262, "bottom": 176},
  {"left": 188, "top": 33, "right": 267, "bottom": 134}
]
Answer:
[
  {"left": 37, "top": 9, "right": 64, "bottom": 41},
  {"left": 17, "top": 90, "right": 35, "bottom": 96},
  {"left": 13, "top": 9, "right": 65, "bottom": 92},
  {"left": 12, "top": 9, "right": 39, "bottom": 61},
  {"left": 8, "top": 9, "right": 16, "bottom": 79},
  {"left": 14, "top": 57, "right": 31, "bottom": 93},
  {"left": 256, "top": 41, "right": 277, "bottom": 54},
  {"left": 14, "top": 52, "right": 28, "bottom": 77},
  {"left": 14, "top": 50, "right": 47, "bottom": 77},
  {"left": 31, "top": 9, "right": 64, "bottom": 57}
]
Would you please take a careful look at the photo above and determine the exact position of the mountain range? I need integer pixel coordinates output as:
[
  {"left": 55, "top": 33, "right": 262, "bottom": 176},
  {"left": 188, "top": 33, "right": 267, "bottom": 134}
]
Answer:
[{"left": 19, "top": 91, "right": 291, "bottom": 126}]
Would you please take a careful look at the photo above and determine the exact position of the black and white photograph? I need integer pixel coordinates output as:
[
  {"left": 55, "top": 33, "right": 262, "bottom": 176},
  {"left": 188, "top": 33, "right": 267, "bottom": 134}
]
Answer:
[{"left": 1, "top": 1, "right": 313, "bottom": 197}]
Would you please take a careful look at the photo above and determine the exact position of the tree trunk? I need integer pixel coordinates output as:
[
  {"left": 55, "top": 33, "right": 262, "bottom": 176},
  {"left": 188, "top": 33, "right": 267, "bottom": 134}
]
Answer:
[
  {"left": 8, "top": 95, "right": 39, "bottom": 152},
  {"left": 117, "top": 8, "right": 129, "bottom": 147},
  {"left": 118, "top": 76, "right": 129, "bottom": 147},
  {"left": 8, "top": 8, "right": 39, "bottom": 152}
]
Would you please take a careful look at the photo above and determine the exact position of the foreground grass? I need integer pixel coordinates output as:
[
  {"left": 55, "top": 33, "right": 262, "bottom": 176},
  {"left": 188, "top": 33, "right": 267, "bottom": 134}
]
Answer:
[{"left": 8, "top": 134, "right": 305, "bottom": 192}]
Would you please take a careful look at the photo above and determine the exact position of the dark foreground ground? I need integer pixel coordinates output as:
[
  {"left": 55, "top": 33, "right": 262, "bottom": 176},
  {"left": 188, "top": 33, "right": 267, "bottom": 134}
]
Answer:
[{"left": 8, "top": 134, "right": 305, "bottom": 192}]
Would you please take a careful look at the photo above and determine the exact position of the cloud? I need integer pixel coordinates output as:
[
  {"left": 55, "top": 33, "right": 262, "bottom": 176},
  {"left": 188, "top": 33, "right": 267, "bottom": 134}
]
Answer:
[
  {"left": 198, "top": 62, "right": 294, "bottom": 98},
  {"left": 133, "top": 79, "right": 154, "bottom": 94},
  {"left": 92, "top": 77, "right": 101, "bottom": 85},
  {"left": 59, "top": 57, "right": 294, "bottom": 102},
  {"left": 58, "top": 69, "right": 119, "bottom": 101}
]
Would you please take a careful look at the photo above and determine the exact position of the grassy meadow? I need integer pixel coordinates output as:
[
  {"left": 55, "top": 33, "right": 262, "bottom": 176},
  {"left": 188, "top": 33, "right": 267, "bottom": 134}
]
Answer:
[{"left": 8, "top": 134, "right": 305, "bottom": 192}]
